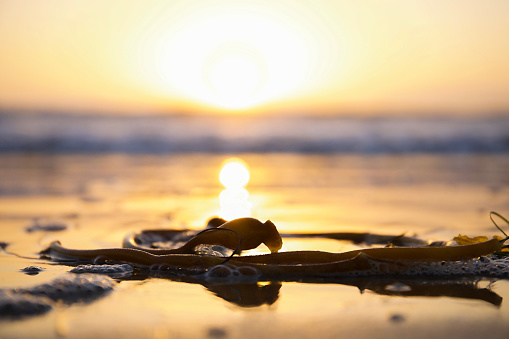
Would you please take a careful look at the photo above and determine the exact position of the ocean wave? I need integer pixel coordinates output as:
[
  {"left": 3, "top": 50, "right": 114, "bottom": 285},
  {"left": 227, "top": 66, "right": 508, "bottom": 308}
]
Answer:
[{"left": 0, "top": 112, "right": 508, "bottom": 153}]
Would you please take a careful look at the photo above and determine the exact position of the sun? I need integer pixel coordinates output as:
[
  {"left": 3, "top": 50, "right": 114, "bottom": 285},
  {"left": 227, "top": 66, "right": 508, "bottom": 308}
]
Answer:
[
  {"left": 207, "top": 56, "right": 261, "bottom": 108},
  {"left": 130, "top": 3, "right": 320, "bottom": 111},
  {"left": 203, "top": 44, "right": 267, "bottom": 109}
]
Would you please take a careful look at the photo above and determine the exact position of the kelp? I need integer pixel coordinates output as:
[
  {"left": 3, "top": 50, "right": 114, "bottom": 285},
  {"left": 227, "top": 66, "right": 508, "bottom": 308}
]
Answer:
[
  {"left": 42, "top": 214, "right": 509, "bottom": 278},
  {"left": 124, "top": 217, "right": 427, "bottom": 251},
  {"left": 123, "top": 218, "right": 282, "bottom": 255}
]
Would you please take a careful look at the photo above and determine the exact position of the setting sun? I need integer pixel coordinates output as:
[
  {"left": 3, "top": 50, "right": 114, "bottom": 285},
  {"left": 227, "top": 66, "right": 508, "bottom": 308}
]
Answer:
[
  {"left": 129, "top": 3, "right": 320, "bottom": 110},
  {"left": 0, "top": 1, "right": 508, "bottom": 115},
  {"left": 206, "top": 54, "right": 264, "bottom": 109}
]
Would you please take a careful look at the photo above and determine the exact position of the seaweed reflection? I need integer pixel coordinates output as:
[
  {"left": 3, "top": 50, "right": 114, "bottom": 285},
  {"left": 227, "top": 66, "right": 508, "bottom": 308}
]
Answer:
[
  {"left": 130, "top": 270, "right": 503, "bottom": 308},
  {"left": 1, "top": 264, "right": 503, "bottom": 320},
  {"left": 203, "top": 281, "right": 281, "bottom": 307}
]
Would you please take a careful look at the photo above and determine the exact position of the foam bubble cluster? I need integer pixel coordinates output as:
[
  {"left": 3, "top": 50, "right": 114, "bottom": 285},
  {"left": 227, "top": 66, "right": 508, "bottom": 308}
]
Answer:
[
  {"left": 14, "top": 274, "right": 116, "bottom": 303},
  {"left": 70, "top": 264, "right": 133, "bottom": 278},
  {"left": 194, "top": 244, "right": 234, "bottom": 257},
  {"left": 0, "top": 290, "right": 52, "bottom": 318},
  {"left": 0, "top": 274, "right": 115, "bottom": 318},
  {"left": 364, "top": 255, "right": 509, "bottom": 278},
  {"left": 204, "top": 265, "right": 259, "bottom": 282}
]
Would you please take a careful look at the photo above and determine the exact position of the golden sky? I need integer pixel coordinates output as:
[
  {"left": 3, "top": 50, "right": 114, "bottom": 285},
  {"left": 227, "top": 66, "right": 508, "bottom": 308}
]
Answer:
[{"left": 0, "top": 0, "right": 508, "bottom": 115}]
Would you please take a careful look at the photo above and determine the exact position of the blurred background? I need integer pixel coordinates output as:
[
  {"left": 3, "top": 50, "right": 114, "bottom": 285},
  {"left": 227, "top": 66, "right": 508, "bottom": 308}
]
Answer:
[
  {"left": 1, "top": 0, "right": 508, "bottom": 152},
  {"left": 0, "top": 0, "right": 508, "bottom": 235}
]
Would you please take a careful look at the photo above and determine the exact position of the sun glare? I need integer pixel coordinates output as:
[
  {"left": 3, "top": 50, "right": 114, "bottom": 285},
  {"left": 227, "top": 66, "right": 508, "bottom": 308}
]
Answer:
[
  {"left": 219, "top": 158, "right": 250, "bottom": 189},
  {"left": 130, "top": 3, "right": 319, "bottom": 111},
  {"left": 218, "top": 158, "right": 252, "bottom": 220},
  {"left": 207, "top": 55, "right": 264, "bottom": 109}
]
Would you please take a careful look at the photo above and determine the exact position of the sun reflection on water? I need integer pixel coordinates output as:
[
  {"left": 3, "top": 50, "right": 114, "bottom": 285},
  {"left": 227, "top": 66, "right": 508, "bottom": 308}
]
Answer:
[{"left": 218, "top": 158, "right": 252, "bottom": 221}]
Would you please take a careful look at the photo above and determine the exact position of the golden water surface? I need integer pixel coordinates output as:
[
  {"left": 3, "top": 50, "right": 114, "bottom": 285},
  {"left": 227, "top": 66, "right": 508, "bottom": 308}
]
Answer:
[{"left": 1, "top": 153, "right": 508, "bottom": 338}]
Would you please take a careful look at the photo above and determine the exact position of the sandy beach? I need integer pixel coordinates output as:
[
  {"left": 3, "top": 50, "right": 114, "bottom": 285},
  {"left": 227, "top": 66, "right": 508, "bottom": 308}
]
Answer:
[{"left": 1, "top": 153, "right": 509, "bottom": 338}]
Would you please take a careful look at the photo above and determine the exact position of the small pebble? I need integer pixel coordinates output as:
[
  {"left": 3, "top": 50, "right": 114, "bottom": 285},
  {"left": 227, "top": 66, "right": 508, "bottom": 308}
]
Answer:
[
  {"left": 208, "top": 327, "right": 227, "bottom": 338},
  {"left": 390, "top": 314, "right": 405, "bottom": 323},
  {"left": 25, "top": 220, "right": 68, "bottom": 233}
]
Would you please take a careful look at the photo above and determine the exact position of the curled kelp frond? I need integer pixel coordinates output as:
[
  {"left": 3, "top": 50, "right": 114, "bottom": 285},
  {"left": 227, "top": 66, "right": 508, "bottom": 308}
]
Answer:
[
  {"left": 123, "top": 217, "right": 282, "bottom": 255},
  {"left": 41, "top": 214, "right": 509, "bottom": 278},
  {"left": 43, "top": 235, "right": 507, "bottom": 278},
  {"left": 126, "top": 216, "right": 427, "bottom": 251},
  {"left": 44, "top": 239, "right": 509, "bottom": 278}
]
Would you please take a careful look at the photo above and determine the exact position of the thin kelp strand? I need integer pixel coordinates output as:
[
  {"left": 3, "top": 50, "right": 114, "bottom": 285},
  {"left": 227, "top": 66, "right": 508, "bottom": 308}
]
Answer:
[
  {"left": 1, "top": 242, "right": 39, "bottom": 260},
  {"left": 490, "top": 211, "right": 509, "bottom": 238},
  {"left": 191, "top": 227, "right": 242, "bottom": 265}
]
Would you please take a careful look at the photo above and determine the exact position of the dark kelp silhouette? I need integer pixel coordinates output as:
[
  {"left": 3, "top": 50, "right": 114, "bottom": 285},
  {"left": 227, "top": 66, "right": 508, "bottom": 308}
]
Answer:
[
  {"left": 2, "top": 212, "right": 500, "bottom": 319},
  {"left": 43, "top": 215, "right": 509, "bottom": 278},
  {"left": 5, "top": 212, "right": 509, "bottom": 320}
]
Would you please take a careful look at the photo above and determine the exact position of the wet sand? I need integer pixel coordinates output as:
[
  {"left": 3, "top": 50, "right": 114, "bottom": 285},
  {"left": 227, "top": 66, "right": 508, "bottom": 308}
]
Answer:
[{"left": 1, "top": 153, "right": 509, "bottom": 338}]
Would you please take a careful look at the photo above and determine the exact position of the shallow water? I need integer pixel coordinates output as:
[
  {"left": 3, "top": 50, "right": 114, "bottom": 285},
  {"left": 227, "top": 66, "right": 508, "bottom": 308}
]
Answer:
[{"left": 1, "top": 153, "right": 509, "bottom": 338}]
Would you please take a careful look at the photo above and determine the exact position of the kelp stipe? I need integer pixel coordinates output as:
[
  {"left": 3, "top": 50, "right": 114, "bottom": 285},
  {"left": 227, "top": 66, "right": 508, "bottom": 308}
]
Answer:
[{"left": 490, "top": 211, "right": 509, "bottom": 253}]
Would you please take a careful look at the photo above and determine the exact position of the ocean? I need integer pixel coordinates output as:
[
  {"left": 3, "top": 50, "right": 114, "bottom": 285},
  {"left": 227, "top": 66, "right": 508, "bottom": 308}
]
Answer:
[{"left": 1, "top": 112, "right": 508, "bottom": 153}]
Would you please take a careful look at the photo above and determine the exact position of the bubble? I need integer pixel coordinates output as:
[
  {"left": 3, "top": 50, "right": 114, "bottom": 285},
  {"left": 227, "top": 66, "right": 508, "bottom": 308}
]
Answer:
[
  {"left": 204, "top": 265, "right": 260, "bottom": 282},
  {"left": 362, "top": 255, "right": 509, "bottom": 278},
  {"left": 237, "top": 266, "right": 258, "bottom": 276},
  {"left": 70, "top": 264, "right": 133, "bottom": 278},
  {"left": 385, "top": 282, "right": 412, "bottom": 292},
  {"left": 206, "top": 265, "right": 233, "bottom": 279}
]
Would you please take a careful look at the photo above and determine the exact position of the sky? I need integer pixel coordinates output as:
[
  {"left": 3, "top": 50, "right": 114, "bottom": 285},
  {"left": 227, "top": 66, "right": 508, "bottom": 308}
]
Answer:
[{"left": 0, "top": 0, "right": 508, "bottom": 116}]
